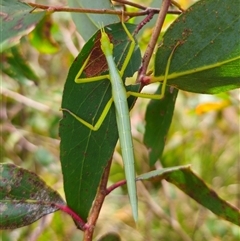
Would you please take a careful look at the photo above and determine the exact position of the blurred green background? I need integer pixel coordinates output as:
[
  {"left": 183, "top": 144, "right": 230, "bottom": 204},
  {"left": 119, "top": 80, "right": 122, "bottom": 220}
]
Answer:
[{"left": 1, "top": 0, "right": 239, "bottom": 240}]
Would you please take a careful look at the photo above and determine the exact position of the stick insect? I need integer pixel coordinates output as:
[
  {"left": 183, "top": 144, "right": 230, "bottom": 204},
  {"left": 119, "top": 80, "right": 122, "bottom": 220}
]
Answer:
[{"left": 61, "top": 19, "right": 179, "bottom": 222}]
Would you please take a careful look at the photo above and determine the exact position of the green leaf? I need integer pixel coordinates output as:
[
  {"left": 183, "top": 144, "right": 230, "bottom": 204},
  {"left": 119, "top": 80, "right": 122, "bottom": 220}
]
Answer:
[
  {"left": 1, "top": 46, "right": 40, "bottom": 85},
  {"left": 144, "top": 86, "right": 178, "bottom": 166},
  {"left": 137, "top": 165, "right": 189, "bottom": 180},
  {"left": 28, "top": 14, "right": 59, "bottom": 54},
  {"left": 0, "top": 0, "right": 45, "bottom": 52},
  {"left": 68, "top": 0, "right": 119, "bottom": 41},
  {"left": 138, "top": 166, "right": 240, "bottom": 226},
  {"left": 0, "top": 164, "right": 65, "bottom": 229},
  {"left": 60, "top": 23, "right": 141, "bottom": 221},
  {"left": 97, "top": 232, "right": 121, "bottom": 241},
  {"left": 154, "top": 0, "right": 240, "bottom": 94}
]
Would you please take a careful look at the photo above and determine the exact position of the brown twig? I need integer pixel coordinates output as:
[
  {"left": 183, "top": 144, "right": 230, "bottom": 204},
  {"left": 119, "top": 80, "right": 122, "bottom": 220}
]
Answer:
[
  {"left": 137, "top": 0, "right": 172, "bottom": 84},
  {"left": 113, "top": 0, "right": 147, "bottom": 10},
  {"left": 27, "top": 2, "right": 181, "bottom": 17},
  {"left": 133, "top": 8, "right": 155, "bottom": 35},
  {"left": 171, "top": 0, "right": 185, "bottom": 12},
  {"left": 83, "top": 159, "right": 112, "bottom": 241},
  {"left": 55, "top": 204, "right": 87, "bottom": 230},
  {"left": 106, "top": 179, "right": 127, "bottom": 195}
]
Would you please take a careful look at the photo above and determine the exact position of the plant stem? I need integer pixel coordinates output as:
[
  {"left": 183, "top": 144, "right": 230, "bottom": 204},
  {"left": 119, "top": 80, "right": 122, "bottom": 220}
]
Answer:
[
  {"left": 134, "top": 9, "right": 155, "bottom": 35},
  {"left": 55, "top": 204, "right": 87, "bottom": 230},
  {"left": 137, "top": 0, "right": 172, "bottom": 84},
  {"left": 27, "top": 2, "right": 181, "bottom": 17},
  {"left": 106, "top": 179, "right": 127, "bottom": 195},
  {"left": 113, "top": 0, "right": 148, "bottom": 10},
  {"left": 83, "top": 159, "right": 112, "bottom": 241}
]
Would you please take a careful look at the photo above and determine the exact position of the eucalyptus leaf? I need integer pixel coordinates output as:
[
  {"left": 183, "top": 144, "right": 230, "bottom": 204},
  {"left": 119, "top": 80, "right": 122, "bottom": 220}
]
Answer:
[
  {"left": 0, "top": 164, "right": 65, "bottom": 229},
  {"left": 68, "top": 0, "right": 119, "bottom": 41},
  {"left": 154, "top": 0, "right": 240, "bottom": 94},
  {"left": 0, "top": 0, "right": 45, "bottom": 51},
  {"left": 137, "top": 166, "right": 240, "bottom": 226},
  {"left": 97, "top": 232, "right": 121, "bottom": 241},
  {"left": 144, "top": 86, "right": 178, "bottom": 165}
]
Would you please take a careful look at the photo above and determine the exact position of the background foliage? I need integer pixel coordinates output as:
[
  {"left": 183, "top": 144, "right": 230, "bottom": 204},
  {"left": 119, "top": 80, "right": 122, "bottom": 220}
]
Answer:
[{"left": 1, "top": 0, "right": 239, "bottom": 240}]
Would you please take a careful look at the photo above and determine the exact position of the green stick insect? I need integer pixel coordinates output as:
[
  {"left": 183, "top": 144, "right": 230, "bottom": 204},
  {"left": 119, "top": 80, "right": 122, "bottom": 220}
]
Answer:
[{"left": 61, "top": 19, "right": 179, "bottom": 222}]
